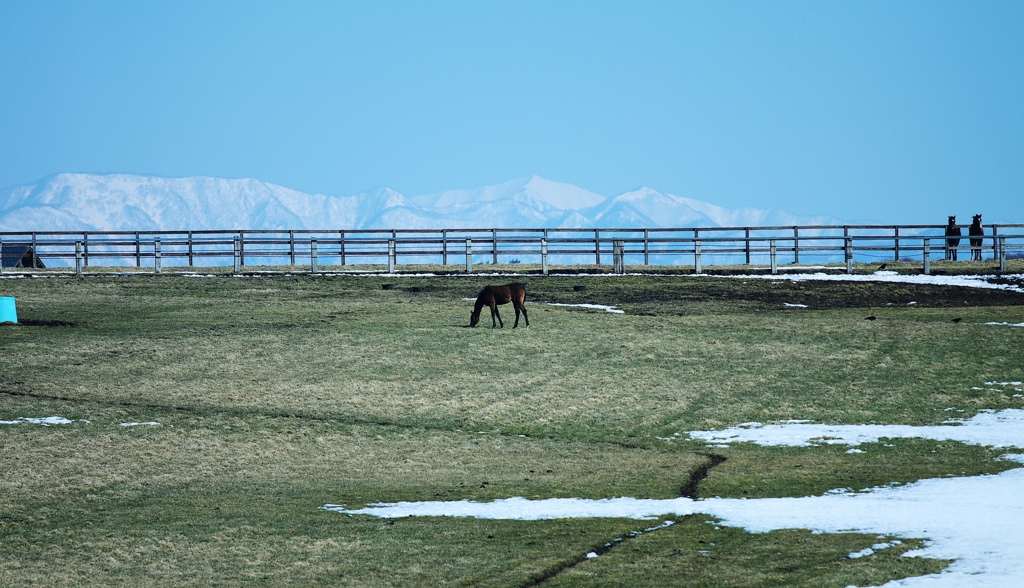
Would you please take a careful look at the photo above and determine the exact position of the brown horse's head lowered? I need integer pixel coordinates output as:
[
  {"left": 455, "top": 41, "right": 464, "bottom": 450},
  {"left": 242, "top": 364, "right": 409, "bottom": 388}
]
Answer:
[{"left": 469, "top": 283, "right": 529, "bottom": 329}]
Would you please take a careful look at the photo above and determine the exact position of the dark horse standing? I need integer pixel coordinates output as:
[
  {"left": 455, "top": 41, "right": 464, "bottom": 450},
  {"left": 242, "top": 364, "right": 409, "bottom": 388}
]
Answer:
[
  {"left": 945, "top": 215, "right": 961, "bottom": 261},
  {"left": 470, "top": 283, "right": 529, "bottom": 329},
  {"left": 969, "top": 214, "right": 984, "bottom": 261}
]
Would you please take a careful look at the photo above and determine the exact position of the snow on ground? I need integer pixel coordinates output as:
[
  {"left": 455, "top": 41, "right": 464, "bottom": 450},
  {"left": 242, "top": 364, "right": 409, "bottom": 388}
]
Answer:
[
  {"left": 719, "top": 272, "right": 1024, "bottom": 293},
  {"left": 546, "top": 302, "right": 625, "bottom": 314},
  {"left": 324, "top": 383, "right": 1024, "bottom": 587},
  {"left": 1, "top": 417, "right": 167, "bottom": 427},
  {"left": 685, "top": 407, "right": 1024, "bottom": 448},
  {"left": 323, "top": 469, "right": 1024, "bottom": 586},
  {"left": 0, "top": 416, "right": 84, "bottom": 425}
]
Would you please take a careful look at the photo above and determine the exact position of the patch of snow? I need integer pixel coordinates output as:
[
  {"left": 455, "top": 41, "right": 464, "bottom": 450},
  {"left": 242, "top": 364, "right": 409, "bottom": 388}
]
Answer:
[
  {"left": 849, "top": 540, "right": 901, "bottom": 559},
  {"left": 324, "top": 468, "right": 1024, "bottom": 587},
  {"left": 547, "top": 303, "right": 625, "bottom": 314},
  {"left": 119, "top": 422, "right": 162, "bottom": 427},
  {"left": 783, "top": 303, "right": 808, "bottom": 308},
  {"left": 0, "top": 416, "right": 79, "bottom": 425},
  {"left": 720, "top": 272, "right": 1024, "bottom": 294},
  {"left": 684, "top": 408, "right": 1024, "bottom": 448}
]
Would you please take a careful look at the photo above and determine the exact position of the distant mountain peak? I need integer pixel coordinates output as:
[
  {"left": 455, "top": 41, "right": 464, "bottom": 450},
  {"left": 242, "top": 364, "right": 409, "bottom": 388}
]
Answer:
[{"left": 516, "top": 176, "right": 605, "bottom": 210}]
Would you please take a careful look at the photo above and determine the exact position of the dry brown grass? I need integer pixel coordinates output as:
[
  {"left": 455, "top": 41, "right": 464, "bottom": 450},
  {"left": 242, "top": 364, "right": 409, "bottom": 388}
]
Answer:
[{"left": 1, "top": 273, "right": 1021, "bottom": 585}]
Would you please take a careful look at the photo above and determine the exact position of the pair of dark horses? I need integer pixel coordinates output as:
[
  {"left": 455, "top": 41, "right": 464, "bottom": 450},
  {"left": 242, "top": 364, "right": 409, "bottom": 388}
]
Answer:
[
  {"left": 469, "top": 283, "right": 529, "bottom": 329},
  {"left": 945, "top": 214, "right": 984, "bottom": 261}
]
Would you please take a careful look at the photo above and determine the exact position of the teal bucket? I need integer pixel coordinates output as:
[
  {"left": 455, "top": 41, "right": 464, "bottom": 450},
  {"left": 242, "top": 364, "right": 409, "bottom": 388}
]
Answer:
[{"left": 0, "top": 297, "right": 17, "bottom": 323}]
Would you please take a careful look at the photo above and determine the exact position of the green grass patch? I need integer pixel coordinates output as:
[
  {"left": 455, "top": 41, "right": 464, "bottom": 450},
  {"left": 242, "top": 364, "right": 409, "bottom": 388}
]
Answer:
[{"left": 1, "top": 273, "right": 1022, "bottom": 585}]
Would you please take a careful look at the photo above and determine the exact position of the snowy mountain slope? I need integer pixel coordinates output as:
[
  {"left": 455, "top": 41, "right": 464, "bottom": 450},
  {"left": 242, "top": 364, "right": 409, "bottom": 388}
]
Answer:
[
  {"left": 410, "top": 176, "right": 606, "bottom": 213},
  {"left": 0, "top": 173, "right": 846, "bottom": 232}
]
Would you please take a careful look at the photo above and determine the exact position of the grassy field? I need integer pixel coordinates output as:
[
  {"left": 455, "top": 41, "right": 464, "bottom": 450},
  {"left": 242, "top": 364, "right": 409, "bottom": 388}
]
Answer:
[{"left": 2, "top": 266, "right": 1023, "bottom": 586}]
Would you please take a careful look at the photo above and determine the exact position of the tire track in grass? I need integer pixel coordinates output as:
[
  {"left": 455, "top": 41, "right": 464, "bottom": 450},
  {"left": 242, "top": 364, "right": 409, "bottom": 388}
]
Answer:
[
  {"left": 517, "top": 452, "right": 727, "bottom": 586},
  {"left": 0, "top": 388, "right": 654, "bottom": 452}
]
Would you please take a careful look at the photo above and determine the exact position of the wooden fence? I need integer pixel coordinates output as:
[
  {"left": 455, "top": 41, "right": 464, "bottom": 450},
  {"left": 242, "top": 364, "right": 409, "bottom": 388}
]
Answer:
[{"left": 1, "top": 224, "right": 1022, "bottom": 275}]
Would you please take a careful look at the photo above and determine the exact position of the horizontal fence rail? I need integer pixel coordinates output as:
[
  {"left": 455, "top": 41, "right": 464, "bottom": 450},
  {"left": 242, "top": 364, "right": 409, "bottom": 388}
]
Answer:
[{"left": 1, "top": 225, "right": 1022, "bottom": 275}]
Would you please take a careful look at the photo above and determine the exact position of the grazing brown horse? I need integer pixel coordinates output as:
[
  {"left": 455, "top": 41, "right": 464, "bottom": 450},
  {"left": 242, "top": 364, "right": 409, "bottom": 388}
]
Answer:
[
  {"left": 470, "top": 283, "right": 529, "bottom": 329},
  {"left": 969, "top": 214, "right": 984, "bottom": 261},
  {"left": 945, "top": 215, "right": 961, "bottom": 261}
]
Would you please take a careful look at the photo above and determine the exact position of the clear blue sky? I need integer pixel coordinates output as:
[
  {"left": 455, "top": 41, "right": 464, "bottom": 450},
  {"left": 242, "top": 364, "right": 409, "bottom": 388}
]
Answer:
[{"left": 1, "top": 1, "right": 1021, "bottom": 223}]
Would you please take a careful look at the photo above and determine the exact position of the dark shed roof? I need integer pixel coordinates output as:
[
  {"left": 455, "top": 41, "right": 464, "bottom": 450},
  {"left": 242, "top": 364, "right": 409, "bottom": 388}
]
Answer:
[{"left": 1, "top": 245, "right": 46, "bottom": 268}]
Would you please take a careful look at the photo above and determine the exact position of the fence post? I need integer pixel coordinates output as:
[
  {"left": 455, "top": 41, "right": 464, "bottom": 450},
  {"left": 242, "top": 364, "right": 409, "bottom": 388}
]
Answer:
[
  {"left": 993, "top": 226, "right": 1000, "bottom": 260},
  {"left": 154, "top": 237, "right": 162, "bottom": 273},
  {"left": 233, "top": 238, "right": 241, "bottom": 273},
  {"left": 465, "top": 238, "right": 473, "bottom": 273},
  {"left": 75, "top": 242, "right": 83, "bottom": 277},
  {"left": 442, "top": 229, "right": 448, "bottom": 265},
  {"left": 594, "top": 229, "right": 601, "bottom": 265},
  {"left": 289, "top": 231, "right": 296, "bottom": 266},
  {"left": 83, "top": 233, "right": 89, "bottom": 267},
  {"left": 694, "top": 240, "right": 702, "bottom": 274},
  {"left": 541, "top": 237, "right": 549, "bottom": 275},
  {"left": 894, "top": 227, "right": 900, "bottom": 262},
  {"left": 239, "top": 231, "right": 246, "bottom": 267},
  {"left": 999, "top": 236, "right": 1007, "bottom": 271},
  {"left": 492, "top": 229, "right": 499, "bottom": 265},
  {"left": 793, "top": 227, "right": 799, "bottom": 264},
  {"left": 0, "top": 238, "right": 3, "bottom": 274},
  {"left": 744, "top": 228, "right": 751, "bottom": 265},
  {"left": 613, "top": 240, "right": 624, "bottom": 274},
  {"left": 188, "top": 231, "right": 194, "bottom": 267},
  {"left": 643, "top": 229, "right": 649, "bottom": 265},
  {"left": 135, "top": 232, "right": 141, "bottom": 267},
  {"left": 388, "top": 239, "right": 396, "bottom": 273},
  {"left": 770, "top": 239, "right": 778, "bottom": 274},
  {"left": 845, "top": 237, "right": 853, "bottom": 274},
  {"left": 310, "top": 239, "right": 319, "bottom": 273},
  {"left": 923, "top": 239, "right": 931, "bottom": 275}
]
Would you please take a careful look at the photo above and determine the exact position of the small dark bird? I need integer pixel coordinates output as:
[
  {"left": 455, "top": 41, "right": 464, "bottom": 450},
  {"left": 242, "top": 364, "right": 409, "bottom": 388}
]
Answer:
[
  {"left": 952, "top": 318, "right": 963, "bottom": 323},
  {"left": 877, "top": 263, "right": 887, "bottom": 270},
  {"left": 865, "top": 316, "right": 877, "bottom": 321}
]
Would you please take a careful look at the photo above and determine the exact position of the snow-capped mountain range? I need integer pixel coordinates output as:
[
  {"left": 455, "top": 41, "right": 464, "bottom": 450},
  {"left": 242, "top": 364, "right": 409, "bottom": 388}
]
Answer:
[{"left": 0, "top": 173, "right": 843, "bottom": 232}]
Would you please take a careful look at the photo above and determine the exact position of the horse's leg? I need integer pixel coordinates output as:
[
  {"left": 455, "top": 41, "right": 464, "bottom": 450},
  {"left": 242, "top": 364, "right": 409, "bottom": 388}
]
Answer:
[
  {"left": 514, "top": 301, "right": 528, "bottom": 328},
  {"left": 511, "top": 298, "right": 528, "bottom": 328},
  {"left": 491, "top": 303, "right": 503, "bottom": 328}
]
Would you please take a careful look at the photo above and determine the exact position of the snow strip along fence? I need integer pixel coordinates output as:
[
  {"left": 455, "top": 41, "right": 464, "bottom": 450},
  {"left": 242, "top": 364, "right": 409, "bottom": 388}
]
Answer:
[{"left": 1, "top": 224, "right": 1022, "bottom": 275}]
